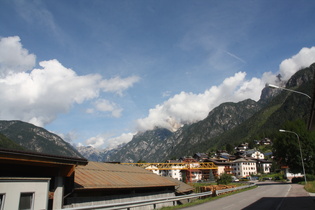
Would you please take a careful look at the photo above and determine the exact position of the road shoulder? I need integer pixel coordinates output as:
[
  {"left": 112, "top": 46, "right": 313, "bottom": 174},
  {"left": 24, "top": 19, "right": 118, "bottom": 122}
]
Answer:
[{"left": 279, "top": 183, "right": 315, "bottom": 210}]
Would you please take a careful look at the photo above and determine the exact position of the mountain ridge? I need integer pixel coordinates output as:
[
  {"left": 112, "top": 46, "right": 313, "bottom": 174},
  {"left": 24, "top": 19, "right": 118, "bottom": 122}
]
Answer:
[
  {"left": 95, "top": 63, "right": 315, "bottom": 162},
  {"left": 0, "top": 120, "right": 84, "bottom": 158}
]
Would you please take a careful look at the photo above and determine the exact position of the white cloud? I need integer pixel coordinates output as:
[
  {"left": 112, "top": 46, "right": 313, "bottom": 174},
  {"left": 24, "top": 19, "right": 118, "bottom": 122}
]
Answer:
[
  {"left": 85, "top": 135, "right": 107, "bottom": 148},
  {"left": 100, "top": 76, "right": 140, "bottom": 96},
  {"left": 85, "top": 132, "right": 134, "bottom": 149},
  {"left": 279, "top": 46, "right": 315, "bottom": 81},
  {"left": 137, "top": 72, "right": 265, "bottom": 131},
  {"left": 106, "top": 132, "right": 135, "bottom": 149},
  {"left": 0, "top": 36, "right": 139, "bottom": 127},
  {"left": 0, "top": 59, "right": 101, "bottom": 126},
  {"left": 93, "top": 99, "right": 123, "bottom": 118},
  {"left": 0, "top": 36, "right": 36, "bottom": 76}
]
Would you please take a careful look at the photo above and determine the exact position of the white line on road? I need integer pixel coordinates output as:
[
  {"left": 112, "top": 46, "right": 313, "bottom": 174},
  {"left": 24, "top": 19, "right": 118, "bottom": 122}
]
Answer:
[{"left": 276, "top": 184, "right": 291, "bottom": 210}]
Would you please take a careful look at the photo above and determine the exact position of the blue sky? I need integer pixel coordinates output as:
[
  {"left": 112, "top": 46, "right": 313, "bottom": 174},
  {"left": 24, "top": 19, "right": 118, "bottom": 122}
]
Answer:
[{"left": 1, "top": 0, "right": 315, "bottom": 149}]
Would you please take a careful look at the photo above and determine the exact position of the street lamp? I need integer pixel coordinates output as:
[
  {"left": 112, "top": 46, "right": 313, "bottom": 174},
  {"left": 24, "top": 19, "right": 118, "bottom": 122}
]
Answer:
[
  {"left": 266, "top": 83, "right": 311, "bottom": 99},
  {"left": 279, "top": 129, "right": 307, "bottom": 183}
]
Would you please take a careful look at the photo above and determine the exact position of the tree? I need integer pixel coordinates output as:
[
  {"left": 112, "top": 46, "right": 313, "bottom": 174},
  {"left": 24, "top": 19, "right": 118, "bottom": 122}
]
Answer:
[
  {"left": 226, "top": 143, "right": 234, "bottom": 154},
  {"left": 273, "top": 120, "right": 315, "bottom": 174},
  {"left": 217, "top": 173, "right": 232, "bottom": 185}
]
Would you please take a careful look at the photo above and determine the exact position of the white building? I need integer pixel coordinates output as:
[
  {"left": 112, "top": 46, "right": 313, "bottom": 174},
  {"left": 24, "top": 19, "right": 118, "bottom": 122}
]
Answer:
[
  {"left": 232, "top": 158, "right": 257, "bottom": 178},
  {"left": 245, "top": 150, "right": 265, "bottom": 159},
  {"left": 189, "top": 170, "right": 202, "bottom": 182},
  {"left": 159, "top": 165, "right": 184, "bottom": 181},
  {"left": 0, "top": 178, "right": 50, "bottom": 210},
  {"left": 168, "top": 167, "right": 183, "bottom": 181},
  {"left": 145, "top": 165, "right": 160, "bottom": 175},
  {"left": 256, "top": 159, "right": 272, "bottom": 174}
]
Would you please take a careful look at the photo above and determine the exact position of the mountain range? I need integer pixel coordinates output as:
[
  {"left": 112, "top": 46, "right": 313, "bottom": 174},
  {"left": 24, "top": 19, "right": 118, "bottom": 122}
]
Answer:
[
  {"left": 0, "top": 63, "right": 314, "bottom": 162},
  {"left": 78, "top": 63, "right": 315, "bottom": 162}
]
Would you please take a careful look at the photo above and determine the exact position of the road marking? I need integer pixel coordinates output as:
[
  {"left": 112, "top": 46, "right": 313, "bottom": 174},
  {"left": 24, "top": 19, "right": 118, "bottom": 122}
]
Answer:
[{"left": 276, "top": 184, "right": 291, "bottom": 210}]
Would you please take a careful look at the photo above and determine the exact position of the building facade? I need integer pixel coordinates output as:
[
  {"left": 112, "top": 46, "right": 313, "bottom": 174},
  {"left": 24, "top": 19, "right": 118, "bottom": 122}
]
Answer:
[{"left": 232, "top": 158, "right": 257, "bottom": 178}]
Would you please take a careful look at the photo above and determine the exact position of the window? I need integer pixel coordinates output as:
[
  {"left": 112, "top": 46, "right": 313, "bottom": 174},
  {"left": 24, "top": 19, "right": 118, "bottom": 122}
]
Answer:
[
  {"left": 0, "top": 194, "right": 5, "bottom": 210},
  {"left": 19, "top": 193, "right": 34, "bottom": 210}
]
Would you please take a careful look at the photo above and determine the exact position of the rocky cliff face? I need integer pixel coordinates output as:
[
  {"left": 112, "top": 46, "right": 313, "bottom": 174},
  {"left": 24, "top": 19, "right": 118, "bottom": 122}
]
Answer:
[
  {"left": 102, "top": 128, "right": 173, "bottom": 162},
  {"left": 101, "top": 99, "right": 261, "bottom": 162}
]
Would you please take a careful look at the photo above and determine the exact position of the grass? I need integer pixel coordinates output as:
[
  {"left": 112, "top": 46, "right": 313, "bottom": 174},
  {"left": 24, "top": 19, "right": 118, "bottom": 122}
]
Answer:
[
  {"left": 304, "top": 181, "right": 315, "bottom": 193},
  {"left": 160, "top": 185, "right": 257, "bottom": 210}
]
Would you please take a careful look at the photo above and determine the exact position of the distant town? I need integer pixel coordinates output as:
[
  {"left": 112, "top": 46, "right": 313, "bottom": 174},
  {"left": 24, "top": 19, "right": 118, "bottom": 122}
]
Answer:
[{"left": 128, "top": 139, "right": 275, "bottom": 183}]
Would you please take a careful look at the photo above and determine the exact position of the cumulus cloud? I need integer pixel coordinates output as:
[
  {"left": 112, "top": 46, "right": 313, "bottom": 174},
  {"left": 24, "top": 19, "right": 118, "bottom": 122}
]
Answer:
[
  {"left": 85, "top": 132, "right": 135, "bottom": 149},
  {"left": 279, "top": 46, "right": 315, "bottom": 81},
  {"left": 100, "top": 76, "right": 140, "bottom": 96},
  {"left": 92, "top": 99, "right": 123, "bottom": 118},
  {"left": 106, "top": 132, "right": 135, "bottom": 149},
  {"left": 0, "top": 36, "right": 139, "bottom": 126},
  {"left": 0, "top": 36, "right": 36, "bottom": 76}
]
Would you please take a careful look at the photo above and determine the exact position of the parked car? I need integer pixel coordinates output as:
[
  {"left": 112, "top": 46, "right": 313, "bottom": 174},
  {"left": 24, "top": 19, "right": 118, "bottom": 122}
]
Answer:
[{"left": 231, "top": 176, "right": 239, "bottom": 182}]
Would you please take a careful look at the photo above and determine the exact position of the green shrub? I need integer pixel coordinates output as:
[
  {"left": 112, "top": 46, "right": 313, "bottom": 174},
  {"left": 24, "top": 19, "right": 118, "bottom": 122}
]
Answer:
[
  {"left": 292, "top": 177, "right": 304, "bottom": 183},
  {"left": 217, "top": 173, "right": 232, "bottom": 185},
  {"left": 306, "top": 174, "right": 315, "bottom": 181}
]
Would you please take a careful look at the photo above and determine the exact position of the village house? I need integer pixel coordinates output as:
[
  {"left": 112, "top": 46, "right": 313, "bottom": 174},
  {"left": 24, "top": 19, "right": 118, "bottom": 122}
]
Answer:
[
  {"left": 245, "top": 150, "right": 265, "bottom": 159},
  {"left": 160, "top": 160, "right": 185, "bottom": 181},
  {"left": 256, "top": 159, "right": 272, "bottom": 174},
  {"left": 236, "top": 143, "right": 248, "bottom": 152},
  {"left": 206, "top": 158, "right": 232, "bottom": 177},
  {"left": 193, "top": 153, "right": 209, "bottom": 162},
  {"left": 232, "top": 158, "right": 257, "bottom": 178}
]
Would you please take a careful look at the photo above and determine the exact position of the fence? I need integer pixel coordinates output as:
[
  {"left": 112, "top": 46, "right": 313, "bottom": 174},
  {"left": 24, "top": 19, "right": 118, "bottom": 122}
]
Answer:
[{"left": 62, "top": 183, "right": 256, "bottom": 210}]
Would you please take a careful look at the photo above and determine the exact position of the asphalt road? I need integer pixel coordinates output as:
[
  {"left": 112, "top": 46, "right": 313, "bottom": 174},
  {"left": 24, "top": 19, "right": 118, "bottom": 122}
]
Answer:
[{"left": 181, "top": 181, "right": 308, "bottom": 210}]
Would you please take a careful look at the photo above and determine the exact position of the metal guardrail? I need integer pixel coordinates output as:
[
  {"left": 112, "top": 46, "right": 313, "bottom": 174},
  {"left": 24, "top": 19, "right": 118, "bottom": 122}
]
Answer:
[
  {"left": 216, "top": 183, "right": 256, "bottom": 195},
  {"left": 62, "top": 183, "right": 256, "bottom": 210}
]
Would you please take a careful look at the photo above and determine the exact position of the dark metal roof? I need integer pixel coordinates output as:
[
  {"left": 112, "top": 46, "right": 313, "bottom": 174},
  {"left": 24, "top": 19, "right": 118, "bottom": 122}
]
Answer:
[
  {"left": 0, "top": 147, "right": 88, "bottom": 165},
  {"left": 74, "top": 161, "right": 177, "bottom": 190}
]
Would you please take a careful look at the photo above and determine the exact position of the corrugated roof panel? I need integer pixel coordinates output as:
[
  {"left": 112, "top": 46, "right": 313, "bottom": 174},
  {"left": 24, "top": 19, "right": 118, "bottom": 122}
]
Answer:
[{"left": 75, "top": 161, "right": 176, "bottom": 189}]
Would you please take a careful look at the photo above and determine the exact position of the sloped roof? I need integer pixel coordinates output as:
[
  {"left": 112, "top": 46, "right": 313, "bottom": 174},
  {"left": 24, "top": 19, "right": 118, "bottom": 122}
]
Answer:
[
  {"left": 0, "top": 148, "right": 88, "bottom": 166},
  {"left": 208, "top": 159, "right": 231, "bottom": 166},
  {"left": 163, "top": 177, "right": 194, "bottom": 194},
  {"left": 233, "top": 158, "right": 256, "bottom": 163},
  {"left": 0, "top": 148, "right": 88, "bottom": 177},
  {"left": 74, "top": 161, "right": 177, "bottom": 189}
]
